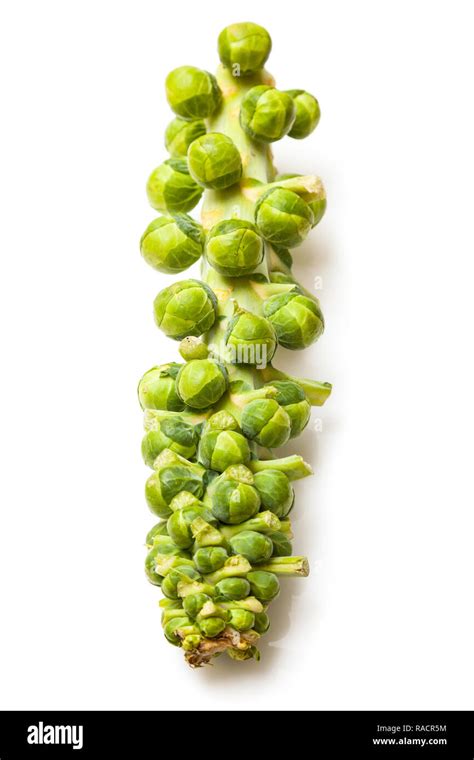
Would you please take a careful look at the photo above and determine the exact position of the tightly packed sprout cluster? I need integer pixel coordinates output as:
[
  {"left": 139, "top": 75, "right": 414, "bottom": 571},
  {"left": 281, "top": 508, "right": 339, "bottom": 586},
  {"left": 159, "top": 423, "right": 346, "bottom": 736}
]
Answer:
[{"left": 138, "top": 22, "right": 331, "bottom": 667}]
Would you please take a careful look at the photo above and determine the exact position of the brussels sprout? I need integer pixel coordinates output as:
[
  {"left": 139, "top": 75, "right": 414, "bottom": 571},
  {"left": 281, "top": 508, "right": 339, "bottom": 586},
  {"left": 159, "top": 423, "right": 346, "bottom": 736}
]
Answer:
[
  {"left": 274, "top": 173, "right": 326, "bottom": 228},
  {"left": 253, "top": 469, "right": 294, "bottom": 517},
  {"left": 146, "top": 158, "right": 203, "bottom": 214},
  {"left": 176, "top": 359, "right": 228, "bottom": 409},
  {"left": 145, "top": 539, "right": 191, "bottom": 585},
  {"left": 169, "top": 491, "right": 203, "bottom": 512},
  {"left": 145, "top": 548, "right": 165, "bottom": 586},
  {"left": 263, "top": 291, "right": 324, "bottom": 350},
  {"left": 204, "top": 410, "right": 240, "bottom": 433},
  {"left": 246, "top": 570, "right": 280, "bottom": 601},
  {"left": 229, "top": 609, "right": 255, "bottom": 631},
  {"left": 141, "top": 417, "right": 198, "bottom": 466},
  {"left": 198, "top": 617, "right": 226, "bottom": 638},
  {"left": 161, "top": 564, "right": 202, "bottom": 600},
  {"left": 268, "top": 531, "right": 293, "bottom": 556},
  {"left": 165, "top": 117, "right": 206, "bottom": 157},
  {"left": 214, "top": 577, "right": 251, "bottom": 601},
  {"left": 265, "top": 381, "right": 310, "bottom": 438},
  {"left": 160, "top": 600, "right": 186, "bottom": 624},
  {"left": 225, "top": 311, "right": 277, "bottom": 366},
  {"left": 218, "top": 22, "right": 272, "bottom": 75},
  {"left": 253, "top": 611, "right": 270, "bottom": 634},
  {"left": 229, "top": 530, "right": 273, "bottom": 564},
  {"left": 187, "top": 133, "right": 242, "bottom": 190},
  {"left": 210, "top": 465, "right": 261, "bottom": 524},
  {"left": 163, "top": 616, "right": 198, "bottom": 645},
  {"left": 140, "top": 214, "right": 203, "bottom": 275},
  {"left": 166, "top": 66, "right": 221, "bottom": 120},
  {"left": 182, "top": 592, "right": 213, "bottom": 619},
  {"left": 240, "top": 85, "right": 296, "bottom": 142},
  {"left": 205, "top": 219, "right": 264, "bottom": 276},
  {"left": 167, "top": 505, "right": 216, "bottom": 549},
  {"left": 178, "top": 336, "right": 209, "bottom": 362},
  {"left": 241, "top": 398, "right": 291, "bottom": 448},
  {"left": 285, "top": 90, "right": 321, "bottom": 139},
  {"left": 193, "top": 546, "right": 229, "bottom": 574},
  {"left": 138, "top": 364, "right": 184, "bottom": 412},
  {"left": 254, "top": 187, "right": 313, "bottom": 247},
  {"left": 145, "top": 450, "right": 205, "bottom": 518},
  {"left": 197, "top": 429, "right": 251, "bottom": 472},
  {"left": 145, "top": 520, "right": 169, "bottom": 546},
  {"left": 153, "top": 280, "right": 217, "bottom": 341}
]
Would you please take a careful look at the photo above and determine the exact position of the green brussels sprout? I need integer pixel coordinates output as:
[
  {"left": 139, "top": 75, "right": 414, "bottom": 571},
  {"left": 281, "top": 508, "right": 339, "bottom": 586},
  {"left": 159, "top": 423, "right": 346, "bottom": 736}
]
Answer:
[
  {"left": 165, "top": 66, "right": 221, "bottom": 120},
  {"left": 193, "top": 546, "right": 229, "bottom": 574},
  {"left": 161, "top": 564, "right": 201, "bottom": 599},
  {"left": 165, "top": 117, "right": 206, "bottom": 157},
  {"left": 145, "top": 520, "right": 169, "bottom": 546},
  {"left": 307, "top": 195, "right": 326, "bottom": 228},
  {"left": 225, "top": 311, "right": 277, "bottom": 366},
  {"left": 266, "top": 380, "right": 311, "bottom": 438},
  {"left": 240, "top": 86, "right": 295, "bottom": 143},
  {"left": 163, "top": 616, "right": 197, "bottom": 645},
  {"left": 140, "top": 214, "right": 203, "bottom": 274},
  {"left": 268, "top": 531, "right": 293, "bottom": 556},
  {"left": 160, "top": 600, "right": 187, "bottom": 625},
  {"left": 198, "top": 617, "right": 226, "bottom": 638},
  {"left": 253, "top": 469, "right": 294, "bottom": 517},
  {"left": 153, "top": 280, "right": 217, "bottom": 341},
  {"left": 205, "top": 219, "right": 264, "bottom": 276},
  {"left": 229, "top": 530, "right": 273, "bottom": 564},
  {"left": 182, "top": 592, "right": 213, "bottom": 619},
  {"left": 263, "top": 291, "right": 324, "bottom": 350},
  {"left": 274, "top": 173, "right": 326, "bottom": 228},
  {"left": 229, "top": 609, "right": 255, "bottom": 631},
  {"left": 146, "top": 158, "right": 203, "bottom": 214},
  {"left": 187, "top": 133, "right": 242, "bottom": 190},
  {"left": 176, "top": 359, "right": 228, "bottom": 409},
  {"left": 178, "top": 336, "right": 209, "bottom": 361},
  {"left": 145, "top": 548, "right": 165, "bottom": 586},
  {"left": 218, "top": 22, "right": 272, "bottom": 75},
  {"left": 214, "top": 577, "right": 251, "bottom": 601},
  {"left": 253, "top": 611, "right": 270, "bottom": 634},
  {"left": 145, "top": 538, "right": 191, "bottom": 585},
  {"left": 167, "top": 504, "right": 216, "bottom": 548},
  {"left": 285, "top": 90, "right": 321, "bottom": 139},
  {"left": 197, "top": 429, "right": 251, "bottom": 472},
  {"left": 145, "top": 450, "right": 205, "bottom": 518},
  {"left": 255, "top": 187, "right": 313, "bottom": 247},
  {"left": 241, "top": 398, "right": 291, "bottom": 448},
  {"left": 169, "top": 491, "right": 203, "bottom": 512},
  {"left": 210, "top": 465, "right": 261, "bottom": 524},
  {"left": 138, "top": 363, "right": 184, "bottom": 412},
  {"left": 204, "top": 410, "right": 240, "bottom": 433},
  {"left": 141, "top": 417, "right": 198, "bottom": 466},
  {"left": 246, "top": 570, "right": 280, "bottom": 601}
]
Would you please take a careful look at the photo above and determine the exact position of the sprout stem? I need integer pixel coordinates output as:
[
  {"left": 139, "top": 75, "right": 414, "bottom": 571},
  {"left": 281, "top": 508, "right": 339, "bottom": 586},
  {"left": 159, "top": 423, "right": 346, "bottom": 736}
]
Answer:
[
  {"left": 255, "top": 556, "right": 310, "bottom": 576},
  {"left": 249, "top": 455, "right": 313, "bottom": 480}
]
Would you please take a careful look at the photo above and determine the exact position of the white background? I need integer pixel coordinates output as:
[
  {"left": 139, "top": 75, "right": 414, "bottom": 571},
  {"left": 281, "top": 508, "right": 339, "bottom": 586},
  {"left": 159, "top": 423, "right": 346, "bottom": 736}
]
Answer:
[{"left": 1, "top": 0, "right": 473, "bottom": 710}]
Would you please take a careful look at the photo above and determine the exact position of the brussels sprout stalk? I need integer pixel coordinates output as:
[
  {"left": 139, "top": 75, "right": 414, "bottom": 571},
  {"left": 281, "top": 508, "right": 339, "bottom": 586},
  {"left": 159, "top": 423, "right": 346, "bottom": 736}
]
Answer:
[{"left": 139, "top": 21, "right": 331, "bottom": 666}]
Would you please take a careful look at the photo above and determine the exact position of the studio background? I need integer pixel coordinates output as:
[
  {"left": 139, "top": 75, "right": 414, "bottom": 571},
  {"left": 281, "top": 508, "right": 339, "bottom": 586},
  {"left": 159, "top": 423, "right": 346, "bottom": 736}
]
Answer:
[{"left": 0, "top": 0, "right": 473, "bottom": 710}]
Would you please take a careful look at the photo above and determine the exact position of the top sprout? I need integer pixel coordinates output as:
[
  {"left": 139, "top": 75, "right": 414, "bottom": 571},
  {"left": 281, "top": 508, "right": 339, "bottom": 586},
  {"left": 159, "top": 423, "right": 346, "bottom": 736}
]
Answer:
[{"left": 218, "top": 22, "right": 272, "bottom": 76}]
